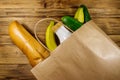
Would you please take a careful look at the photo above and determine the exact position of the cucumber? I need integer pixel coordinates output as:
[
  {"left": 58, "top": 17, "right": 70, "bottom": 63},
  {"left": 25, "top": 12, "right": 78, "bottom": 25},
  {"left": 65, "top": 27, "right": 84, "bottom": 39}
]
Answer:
[
  {"left": 61, "top": 16, "right": 83, "bottom": 31},
  {"left": 80, "top": 5, "right": 91, "bottom": 22}
]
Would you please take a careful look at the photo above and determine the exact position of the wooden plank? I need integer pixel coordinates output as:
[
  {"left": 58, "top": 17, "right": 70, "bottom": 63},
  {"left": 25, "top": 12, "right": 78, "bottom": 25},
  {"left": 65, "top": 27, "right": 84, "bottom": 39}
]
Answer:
[
  {"left": 44, "top": 0, "right": 120, "bottom": 8},
  {"left": 0, "top": 45, "right": 29, "bottom": 64},
  {"left": 0, "top": 18, "right": 40, "bottom": 35},
  {"left": 93, "top": 18, "right": 120, "bottom": 35},
  {"left": 0, "top": 64, "right": 36, "bottom": 80},
  {"left": 0, "top": 0, "right": 119, "bottom": 9},
  {"left": 0, "top": 35, "right": 12, "bottom": 45},
  {"left": 0, "top": 0, "right": 45, "bottom": 8},
  {"left": 0, "top": 8, "right": 119, "bottom": 18},
  {"left": 109, "top": 35, "right": 120, "bottom": 43}
]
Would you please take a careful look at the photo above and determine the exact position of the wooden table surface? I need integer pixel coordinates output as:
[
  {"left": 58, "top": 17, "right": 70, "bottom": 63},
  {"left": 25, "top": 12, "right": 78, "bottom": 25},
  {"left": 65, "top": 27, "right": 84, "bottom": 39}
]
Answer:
[{"left": 0, "top": 0, "right": 120, "bottom": 80}]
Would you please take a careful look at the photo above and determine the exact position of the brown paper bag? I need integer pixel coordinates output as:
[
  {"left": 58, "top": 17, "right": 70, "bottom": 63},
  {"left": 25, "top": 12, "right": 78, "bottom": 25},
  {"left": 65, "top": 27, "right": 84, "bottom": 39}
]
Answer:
[{"left": 31, "top": 20, "right": 120, "bottom": 80}]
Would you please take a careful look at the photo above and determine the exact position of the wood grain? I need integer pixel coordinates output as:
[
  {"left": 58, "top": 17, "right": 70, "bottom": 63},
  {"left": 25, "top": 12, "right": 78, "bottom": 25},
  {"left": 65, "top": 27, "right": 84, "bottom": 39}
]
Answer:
[
  {"left": 0, "top": 0, "right": 120, "bottom": 80},
  {"left": 0, "top": 64, "right": 36, "bottom": 80}
]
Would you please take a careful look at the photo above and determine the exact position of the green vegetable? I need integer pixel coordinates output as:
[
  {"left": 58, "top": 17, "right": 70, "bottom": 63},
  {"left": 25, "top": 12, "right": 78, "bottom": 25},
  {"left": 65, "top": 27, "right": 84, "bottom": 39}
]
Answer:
[
  {"left": 80, "top": 5, "right": 91, "bottom": 22},
  {"left": 61, "top": 16, "right": 83, "bottom": 31},
  {"left": 74, "top": 7, "right": 84, "bottom": 23}
]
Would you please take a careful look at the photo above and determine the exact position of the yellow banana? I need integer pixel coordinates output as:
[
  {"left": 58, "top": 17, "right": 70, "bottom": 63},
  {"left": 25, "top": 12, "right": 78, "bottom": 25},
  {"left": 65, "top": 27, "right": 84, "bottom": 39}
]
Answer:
[
  {"left": 74, "top": 7, "right": 84, "bottom": 23},
  {"left": 45, "top": 21, "right": 57, "bottom": 51}
]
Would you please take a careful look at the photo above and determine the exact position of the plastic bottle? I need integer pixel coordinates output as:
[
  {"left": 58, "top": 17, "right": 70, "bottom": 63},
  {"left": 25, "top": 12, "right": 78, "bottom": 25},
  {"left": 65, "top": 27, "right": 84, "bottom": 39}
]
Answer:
[{"left": 52, "top": 22, "right": 72, "bottom": 43}]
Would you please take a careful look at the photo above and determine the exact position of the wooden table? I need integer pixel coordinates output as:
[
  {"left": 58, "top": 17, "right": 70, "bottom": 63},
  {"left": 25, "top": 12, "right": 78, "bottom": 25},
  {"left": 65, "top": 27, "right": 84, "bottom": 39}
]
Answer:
[{"left": 0, "top": 0, "right": 120, "bottom": 80}]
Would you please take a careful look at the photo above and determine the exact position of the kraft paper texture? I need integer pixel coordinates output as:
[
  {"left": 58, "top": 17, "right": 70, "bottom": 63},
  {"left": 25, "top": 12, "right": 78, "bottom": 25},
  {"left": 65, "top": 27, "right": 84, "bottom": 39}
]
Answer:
[{"left": 31, "top": 20, "right": 120, "bottom": 80}]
